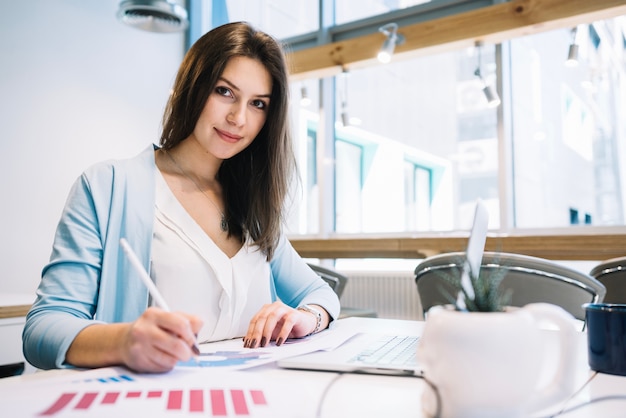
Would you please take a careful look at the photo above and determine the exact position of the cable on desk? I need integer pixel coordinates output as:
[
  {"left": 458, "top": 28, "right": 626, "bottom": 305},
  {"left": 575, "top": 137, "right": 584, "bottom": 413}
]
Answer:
[
  {"left": 546, "top": 395, "right": 626, "bottom": 417},
  {"left": 546, "top": 371, "right": 597, "bottom": 417},
  {"left": 417, "top": 373, "right": 626, "bottom": 418},
  {"left": 315, "top": 372, "right": 345, "bottom": 418},
  {"left": 421, "top": 375, "right": 442, "bottom": 418},
  {"left": 531, "top": 371, "right": 626, "bottom": 418},
  {"left": 408, "top": 369, "right": 626, "bottom": 418}
]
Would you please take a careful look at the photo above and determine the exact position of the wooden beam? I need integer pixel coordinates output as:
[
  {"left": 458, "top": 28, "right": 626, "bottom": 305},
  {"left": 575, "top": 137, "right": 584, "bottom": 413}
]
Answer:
[
  {"left": 289, "top": 233, "right": 626, "bottom": 261},
  {"left": 287, "top": 0, "right": 626, "bottom": 79},
  {"left": 0, "top": 304, "right": 31, "bottom": 319}
]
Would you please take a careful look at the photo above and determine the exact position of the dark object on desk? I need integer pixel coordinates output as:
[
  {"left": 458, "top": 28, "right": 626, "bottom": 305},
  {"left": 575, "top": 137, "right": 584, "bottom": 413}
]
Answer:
[
  {"left": 414, "top": 251, "right": 606, "bottom": 321},
  {"left": 307, "top": 263, "right": 377, "bottom": 319},
  {"left": 0, "top": 362, "right": 24, "bottom": 379},
  {"left": 590, "top": 256, "right": 626, "bottom": 303},
  {"left": 584, "top": 303, "right": 626, "bottom": 376}
]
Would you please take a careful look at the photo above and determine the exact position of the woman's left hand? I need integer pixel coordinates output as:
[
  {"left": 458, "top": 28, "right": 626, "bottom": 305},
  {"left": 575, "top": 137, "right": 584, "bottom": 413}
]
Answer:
[{"left": 243, "top": 301, "right": 322, "bottom": 348}]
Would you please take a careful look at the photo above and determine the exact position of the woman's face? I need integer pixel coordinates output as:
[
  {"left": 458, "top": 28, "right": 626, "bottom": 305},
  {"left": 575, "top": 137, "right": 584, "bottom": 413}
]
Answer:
[{"left": 191, "top": 56, "right": 273, "bottom": 160}]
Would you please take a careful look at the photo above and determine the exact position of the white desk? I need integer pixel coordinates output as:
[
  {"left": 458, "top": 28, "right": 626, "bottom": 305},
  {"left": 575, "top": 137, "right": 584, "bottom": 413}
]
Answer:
[
  {"left": 555, "top": 372, "right": 626, "bottom": 418},
  {"left": 0, "top": 293, "right": 34, "bottom": 374},
  {"left": 1, "top": 317, "right": 625, "bottom": 417}
]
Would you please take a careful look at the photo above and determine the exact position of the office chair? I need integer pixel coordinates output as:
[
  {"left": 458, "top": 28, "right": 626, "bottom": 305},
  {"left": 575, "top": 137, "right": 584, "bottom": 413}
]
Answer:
[
  {"left": 308, "top": 263, "right": 348, "bottom": 298},
  {"left": 414, "top": 251, "right": 606, "bottom": 321},
  {"left": 307, "top": 263, "right": 378, "bottom": 319},
  {"left": 590, "top": 256, "right": 626, "bottom": 303}
]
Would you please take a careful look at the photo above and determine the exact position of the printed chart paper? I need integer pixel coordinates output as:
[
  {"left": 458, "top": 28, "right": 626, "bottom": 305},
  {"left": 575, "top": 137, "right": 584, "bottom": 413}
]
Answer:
[
  {"left": 1, "top": 366, "right": 330, "bottom": 417},
  {"left": 178, "top": 325, "right": 356, "bottom": 369},
  {"left": 2, "top": 320, "right": 367, "bottom": 417}
]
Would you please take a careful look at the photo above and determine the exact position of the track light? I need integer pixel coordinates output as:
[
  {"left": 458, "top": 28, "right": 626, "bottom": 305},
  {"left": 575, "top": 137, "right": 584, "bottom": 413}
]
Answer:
[
  {"left": 565, "top": 27, "right": 579, "bottom": 67},
  {"left": 377, "top": 23, "right": 405, "bottom": 64},
  {"left": 300, "top": 86, "right": 312, "bottom": 107},
  {"left": 475, "top": 67, "right": 500, "bottom": 108},
  {"left": 341, "top": 111, "right": 350, "bottom": 127},
  {"left": 474, "top": 41, "right": 501, "bottom": 108},
  {"left": 482, "top": 85, "right": 500, "bottom": 108},
  {"left": 339, "top": 69, "right": 350, "bottom": 126},
  {"left": 566, "top": 44, "right": 579, "bottom": 67}
]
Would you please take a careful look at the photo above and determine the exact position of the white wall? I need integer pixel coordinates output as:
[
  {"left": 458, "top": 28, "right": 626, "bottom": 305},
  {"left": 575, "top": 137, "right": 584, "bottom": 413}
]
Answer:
[{"left": 0, "top": 0, "right": 185, "bottom": 294}]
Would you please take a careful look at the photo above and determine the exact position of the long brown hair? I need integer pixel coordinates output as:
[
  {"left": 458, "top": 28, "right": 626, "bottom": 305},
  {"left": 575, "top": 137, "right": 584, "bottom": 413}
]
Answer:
[{"left": 160, "top": 22, "right": 295, "bottom": 260}]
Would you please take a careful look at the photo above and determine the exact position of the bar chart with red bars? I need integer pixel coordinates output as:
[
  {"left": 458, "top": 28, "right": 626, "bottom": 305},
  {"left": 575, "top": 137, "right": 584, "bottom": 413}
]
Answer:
[{"left": 38, "top": 387, "right": 269, "bottom": 416}]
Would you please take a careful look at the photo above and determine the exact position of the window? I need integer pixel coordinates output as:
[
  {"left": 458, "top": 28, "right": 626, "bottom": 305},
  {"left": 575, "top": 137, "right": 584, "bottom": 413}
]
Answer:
[
  {"left": 220, "top": 0, "right": 319, "bottom": 39},
  {"left": 293, "top": 45, "right": 500, "bottom": 233},
  {"left": 335, "top": 0, "right": 432, "bottom": 25},
  {"left": 510, "top": 22, "right": 626, "bottom": 228},
  {"left": 404, "top": 162, "right": 432, "bottom": 231},
  {"left": 335, "top": 139, "right": 363, "bottom": 232},
  {"left": 190, "top": 4, "right": 626, "bottom": 236}
]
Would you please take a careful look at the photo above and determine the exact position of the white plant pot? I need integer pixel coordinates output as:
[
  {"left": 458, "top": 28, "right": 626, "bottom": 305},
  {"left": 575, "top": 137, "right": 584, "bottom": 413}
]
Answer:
[{"left": 416, "top": 303, "right": 579, "bottom": 418}]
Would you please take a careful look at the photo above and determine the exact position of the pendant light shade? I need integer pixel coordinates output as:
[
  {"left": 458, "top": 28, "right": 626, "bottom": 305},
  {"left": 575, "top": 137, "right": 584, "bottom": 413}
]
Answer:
[
  {"left": 565, "top": 44, "right": 579, "bottom": 67},
  {"left": 482, "top": 84, "right": 501, "bottom": 108},
  {"left": 565, "top": 27, "right": 579, "bottom": 67},
  {"left": 117, "top": 0, "right": 188, "bottom": 33},
  {"left": 474, "top": 41, "right": 501, "bottom": 108}
]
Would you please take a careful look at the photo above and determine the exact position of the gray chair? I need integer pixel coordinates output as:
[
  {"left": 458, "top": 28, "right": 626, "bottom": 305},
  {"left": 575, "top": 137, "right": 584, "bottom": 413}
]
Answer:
[
  {"left": 414, "top": 251, "right": 606, "bottom": 321},
  {"left": 308, "top": 263, "right": 378, "bottom": 319},
  {"left": 590, "top": 256, "right": 626, "bottom": 303},
  {"left": 308, "top": 263, "right": 348, "bottom": 298}
]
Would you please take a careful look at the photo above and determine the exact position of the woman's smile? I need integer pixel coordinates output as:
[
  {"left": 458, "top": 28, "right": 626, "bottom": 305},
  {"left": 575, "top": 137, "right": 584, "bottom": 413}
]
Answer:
[{"left": 215, "top": 127, "right": 243, "bottom": 143}]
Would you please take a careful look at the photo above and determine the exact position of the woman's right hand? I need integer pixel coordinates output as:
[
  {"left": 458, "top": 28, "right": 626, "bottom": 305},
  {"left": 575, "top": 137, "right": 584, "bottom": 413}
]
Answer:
[
  {"left": 120, "top": 307, "right": 203, "bottom": 373},
  {"left": 65, "top": 307, "right": 203, "bottom": 373}
]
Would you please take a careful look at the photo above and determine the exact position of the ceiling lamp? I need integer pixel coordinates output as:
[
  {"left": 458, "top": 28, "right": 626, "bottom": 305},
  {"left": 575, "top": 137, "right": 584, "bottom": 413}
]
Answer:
[
  {"left": 300, "top": 85, "right": 312, "bottom": 107},
  {"left": 117, "top": 0, "right": 189, "bottom": 33},
  {"left": 340, "top": 69, "right": 350, "bottom": 126},
  {"left": 565, "top": 27, "right": 579, "bottom": 67},
  {"left": 474, "top": 41, "right": 501, "bottom": 108}
]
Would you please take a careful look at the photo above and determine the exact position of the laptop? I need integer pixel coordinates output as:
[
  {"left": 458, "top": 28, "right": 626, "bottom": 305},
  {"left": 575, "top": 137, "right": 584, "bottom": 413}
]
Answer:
[
  {"left": 278, "top": 200, "right": 489, "bottom": 376},
  {"left": 456, "top": 199, "right": 489, "bottom": 309}
]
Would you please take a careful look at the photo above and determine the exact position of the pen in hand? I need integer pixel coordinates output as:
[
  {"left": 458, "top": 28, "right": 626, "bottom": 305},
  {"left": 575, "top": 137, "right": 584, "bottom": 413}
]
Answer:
[{"left": 119, "top": 238, "right": 201, "bottom": 359}]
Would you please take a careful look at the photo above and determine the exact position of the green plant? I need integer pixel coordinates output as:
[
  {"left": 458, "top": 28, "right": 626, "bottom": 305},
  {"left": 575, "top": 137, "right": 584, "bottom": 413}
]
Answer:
[{"left": 438, "top": 256, "right": 512, "bottom": 312}]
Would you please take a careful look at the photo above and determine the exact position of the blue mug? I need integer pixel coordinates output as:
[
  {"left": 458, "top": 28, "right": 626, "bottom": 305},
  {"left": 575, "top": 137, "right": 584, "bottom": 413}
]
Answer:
[{"left": 583, "top": 303, "right": 626, "bottom": 376}]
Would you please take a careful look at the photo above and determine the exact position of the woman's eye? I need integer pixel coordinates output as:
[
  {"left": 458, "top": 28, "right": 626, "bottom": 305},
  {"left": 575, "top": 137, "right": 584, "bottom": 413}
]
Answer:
[
  {"left": 251, "top": 99, "right": 267, "bottom": 110},
  {"left": 215, "top": 86, "right": 232, "bottom": 97}
]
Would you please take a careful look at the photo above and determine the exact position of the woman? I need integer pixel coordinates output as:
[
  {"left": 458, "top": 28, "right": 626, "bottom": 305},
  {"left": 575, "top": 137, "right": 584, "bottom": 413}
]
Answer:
[{"left": 23, "top": 22, "right": 340, "bottom": 373}]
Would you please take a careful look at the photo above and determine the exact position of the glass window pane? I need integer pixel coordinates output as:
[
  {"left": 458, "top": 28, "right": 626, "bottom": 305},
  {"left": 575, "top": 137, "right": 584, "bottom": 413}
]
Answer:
[
  {"left": 287, "top": 79, "right": 321, "bottom": 234},
  {"left": 285, "top": 14, "right": 626, "bottom": 237},
  {"left": 404, "top": 163, "right": 432, "bottom": 230},
  {"left": 510, "top": 19, "right": 626, "bottom": 228},
  {"left": 330, "top": 45, "right": 500, "bottom": 233},
  {"left": 224, "top": 0, "right": 318, "bottom": 39},
  {"left": 336, "top": 140, "right": 364, "bottom": 232},
  {"left": 335, "top": 0, "right": 432, "bottom": 25}
]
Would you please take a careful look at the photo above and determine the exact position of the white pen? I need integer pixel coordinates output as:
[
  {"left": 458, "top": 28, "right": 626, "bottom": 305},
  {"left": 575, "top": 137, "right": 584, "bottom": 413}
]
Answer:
[{"left": 119, "top": 238, "right": 201, "bottom": 358}]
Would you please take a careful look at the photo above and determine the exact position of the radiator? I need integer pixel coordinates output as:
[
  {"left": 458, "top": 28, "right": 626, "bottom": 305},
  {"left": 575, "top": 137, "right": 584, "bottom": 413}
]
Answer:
[{"left": 340, "top": 271, "right": 424, "bottom": 320}]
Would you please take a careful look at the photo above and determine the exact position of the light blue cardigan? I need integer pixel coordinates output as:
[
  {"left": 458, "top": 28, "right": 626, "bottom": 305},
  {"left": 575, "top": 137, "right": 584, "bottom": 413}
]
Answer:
[{"left": 23, "top": 145, "right": 340, "bottom": 370}]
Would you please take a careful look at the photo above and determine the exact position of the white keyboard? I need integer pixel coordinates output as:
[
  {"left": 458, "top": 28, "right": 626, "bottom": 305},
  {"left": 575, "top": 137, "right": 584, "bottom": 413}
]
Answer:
[{"left": 350, "top": 335, "right": 419, "bottom": 367}]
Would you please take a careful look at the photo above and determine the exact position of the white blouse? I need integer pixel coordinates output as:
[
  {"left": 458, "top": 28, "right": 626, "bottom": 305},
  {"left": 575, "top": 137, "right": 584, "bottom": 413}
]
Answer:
[{"left": 150, "top": 170, "right": 272, "bottom": 343}]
